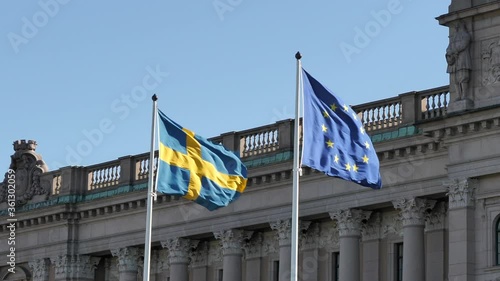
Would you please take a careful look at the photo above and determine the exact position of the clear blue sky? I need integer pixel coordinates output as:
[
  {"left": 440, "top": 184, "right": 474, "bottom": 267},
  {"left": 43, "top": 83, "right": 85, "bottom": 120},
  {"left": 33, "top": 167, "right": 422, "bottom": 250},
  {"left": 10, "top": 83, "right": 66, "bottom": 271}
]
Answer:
[{"left": 0, "top": 0, "right": 451, "bottom": 172}]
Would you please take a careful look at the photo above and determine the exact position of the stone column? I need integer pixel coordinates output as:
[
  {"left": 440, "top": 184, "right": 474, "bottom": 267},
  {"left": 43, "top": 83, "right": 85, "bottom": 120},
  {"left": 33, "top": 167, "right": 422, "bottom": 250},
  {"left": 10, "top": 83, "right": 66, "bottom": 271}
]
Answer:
[
  {"left": 446, "top": 178, "right": 477, "bottom": 281},
  {"left": 214, "top": 229, "right": 253, "bottom": 281},
  {"left": 29, "top": 258, "right": 50, "bottom": 281},
  {"left": 330, "top": 209, "right": 371, "bottom": 281},
  {"left": 425, "top": 202, "right": 447, "bottom": 281},
  {"left": 162, "top": 238, "right": 199, "bottom": 281},
  {"left": 111, "top": 247, "right": 141, "bottom": 281},
  {"left": 51, "top": 255, "right": 101, "bottom": 281},
  {"left": 243, "top": 233, "right": 263, "bottom": 281},
  {"left": 361, "top": 213, "right": 381, "bottom": 281},
  {"left": 393, "top": 198, "right": 436, "bottom": 281},
  {"left": 190, "top": 242, "right": 209, "bottom": 281}
]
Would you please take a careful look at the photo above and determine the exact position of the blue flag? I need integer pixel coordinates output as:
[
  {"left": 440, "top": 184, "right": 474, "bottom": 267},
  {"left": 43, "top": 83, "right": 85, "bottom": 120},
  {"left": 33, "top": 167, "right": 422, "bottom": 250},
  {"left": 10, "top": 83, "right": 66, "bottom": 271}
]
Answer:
[
  {"left": 156, "top": 110, "right": 248, "bottom": 210},
  {"left": 301, "top": 69, "right": 382, "bottom": 189}
]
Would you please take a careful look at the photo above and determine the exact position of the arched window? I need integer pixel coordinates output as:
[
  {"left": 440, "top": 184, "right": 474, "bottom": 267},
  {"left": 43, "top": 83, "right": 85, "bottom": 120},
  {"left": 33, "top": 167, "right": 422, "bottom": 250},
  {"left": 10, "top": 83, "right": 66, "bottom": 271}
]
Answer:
[{"left": 496, "top": 218, "right": 500, "bottom": 265}]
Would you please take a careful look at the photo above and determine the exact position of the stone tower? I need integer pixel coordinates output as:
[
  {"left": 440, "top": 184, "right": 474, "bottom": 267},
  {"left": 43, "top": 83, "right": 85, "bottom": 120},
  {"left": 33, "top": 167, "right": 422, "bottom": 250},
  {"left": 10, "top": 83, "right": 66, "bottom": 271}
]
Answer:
[{"left": 438, "top": 0, "right": 500, "bottom": 113}]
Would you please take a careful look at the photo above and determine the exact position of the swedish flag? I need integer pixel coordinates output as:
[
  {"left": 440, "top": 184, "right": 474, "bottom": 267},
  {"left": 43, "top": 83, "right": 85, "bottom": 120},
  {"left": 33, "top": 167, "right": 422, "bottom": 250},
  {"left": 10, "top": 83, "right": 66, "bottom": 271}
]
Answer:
[
  {"left": 156, "top": 110, "right": 248, "bottom": 211},
  {"left": 301, "top": 69, "right": 382, "bottom": 189}
]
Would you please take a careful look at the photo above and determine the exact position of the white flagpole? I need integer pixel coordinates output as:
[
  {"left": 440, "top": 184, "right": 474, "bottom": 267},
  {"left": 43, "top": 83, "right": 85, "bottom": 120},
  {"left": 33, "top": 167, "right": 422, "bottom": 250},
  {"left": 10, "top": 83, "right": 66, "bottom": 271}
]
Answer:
[
  {"left": 290, "top": 52, "right": 302, "bottom": 281},
  {"left": 143, "top": 94, "right": 158, "bottom": 281}
]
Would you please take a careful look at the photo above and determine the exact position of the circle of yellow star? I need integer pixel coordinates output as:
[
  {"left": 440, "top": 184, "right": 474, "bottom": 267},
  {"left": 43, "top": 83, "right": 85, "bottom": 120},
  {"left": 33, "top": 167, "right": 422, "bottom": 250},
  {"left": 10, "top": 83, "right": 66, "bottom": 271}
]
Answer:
[
  {"left": 326, "top": 140, "right": 334, "bottom": 148},
  {"left": 343, "top": 104, "right": 349, "bottom": 112},
  {"left": 330, "top": 103, "right": 337, "bottom": 111},
  {"left": 352, "top": 164, "right": 359, "bottom": 172},
  {"left": 322, "top": 124, "right": 328, "bottom": 132},
  {"left": 360, "top": 126, "right": 365, "bottom": 134}
]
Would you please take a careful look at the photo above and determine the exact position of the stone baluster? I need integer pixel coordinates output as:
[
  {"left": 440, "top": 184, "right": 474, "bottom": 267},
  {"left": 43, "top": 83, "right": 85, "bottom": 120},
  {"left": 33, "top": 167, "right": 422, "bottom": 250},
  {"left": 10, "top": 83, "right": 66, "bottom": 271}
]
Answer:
[
  {"left": 329, "top": 209, "right": 372, "bottom": 281},
  {"left": 214, "top": 229, "right": 253, "bottom": 281},
  {"left": 110, "top": 247, "right": 141, "bottom": 281},
  {"left": 393, "top": 197, "right": 436, "bottom": 281},
  {"left": 162, "top": 238, "right": 199, "bottom": 281}
]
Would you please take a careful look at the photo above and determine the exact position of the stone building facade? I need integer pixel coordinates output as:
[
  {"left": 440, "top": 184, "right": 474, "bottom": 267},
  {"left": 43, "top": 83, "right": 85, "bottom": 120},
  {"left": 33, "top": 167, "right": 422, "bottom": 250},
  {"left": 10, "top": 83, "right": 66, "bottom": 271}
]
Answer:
[{"left": 2, "top": 1, "right": 500, "bottom": 280}]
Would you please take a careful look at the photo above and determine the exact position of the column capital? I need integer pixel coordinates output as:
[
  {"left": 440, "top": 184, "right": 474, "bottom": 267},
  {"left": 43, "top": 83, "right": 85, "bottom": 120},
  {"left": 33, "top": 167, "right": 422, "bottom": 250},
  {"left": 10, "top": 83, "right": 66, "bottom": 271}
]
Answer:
[
  {"left": 329, "top": 209, "right": 372, "bottom": 237},
  {"left": 111, "top": 247, "right": 142, "bottom": 272},
  {"left": 161, "top": 238, "right": 199, "bottom": 265},
  {"left": 392, "top": 197, "right": 436, "bottom": 227},
  {"left": 214, "top": 229, "right": 253, "bottom": 256},
  {"left": 445, "top": 178, "right": 477, "bottom": 209},
  {"left": 29, "top": 258, "right": 50, "bottom": 281},
  {"left": 269, "top": 219, "right": 311, "bottom": 246},
  {"left": 243, "top": 232, "right": 263, "bottom": 260},
  {"left": 50, "top": 255, "right": 101, "bottom": 280}
]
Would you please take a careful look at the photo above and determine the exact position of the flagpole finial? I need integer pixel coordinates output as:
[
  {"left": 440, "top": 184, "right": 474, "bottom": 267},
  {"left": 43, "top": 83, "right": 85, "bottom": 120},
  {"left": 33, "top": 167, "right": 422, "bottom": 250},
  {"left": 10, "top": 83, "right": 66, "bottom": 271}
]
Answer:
[
  {"left": 295, "top": 52, "right": 302, "bottom": 60},
  {"left": 152, "top": 94, "right": 158, "bottom": 101}
]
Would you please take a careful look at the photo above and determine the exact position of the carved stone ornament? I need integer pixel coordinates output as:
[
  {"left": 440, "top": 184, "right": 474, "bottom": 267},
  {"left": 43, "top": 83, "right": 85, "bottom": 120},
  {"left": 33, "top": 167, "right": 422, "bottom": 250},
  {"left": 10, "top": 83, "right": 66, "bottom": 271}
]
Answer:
[
  {"left": 50, "top": 255, "right": 101, "bottom": 280},
  {"left": 425, "top": 202, "right": 447, "bottom": 232},
  {"left": 0, "top": 140, "right": 50, "bottom": 205},
  {"left": 262, "top": 232, "right": 279, "bottom": 255},
  {"left": 161, "top": 238, "right": 199, "bottom": 265},
  {"left": 382, "top": 212, "right": 403, "bottom": 238},
  {"left": 482, "top": 38, "right": 500, "bottom": 85},
  {"left": 329, "top": 209, "right": 372, "bottom": 237},
  {"left": 29, "top": 258, "right": 50, "bottom": 281},
  {"left": 319, "top": 221, "right": 340, "bottom": 251},
  {"left": 300, "top": 223, "right": 320, "bottom": 251},
  {"left": 243, "top": 232, "right": 263, "bottom": 260},
  {"left": 392, "top": 198, "right": 436, "bottom": 227},
  {"left": 362, "top": 212, "right": 381, "bottom": 241},
  {"left": 445, "top": 178, "right": 477, "bottom": 209},
  {"left": 110, "top": 247, "right": 142, "bottom": 272},
  {"left": 190, "top": 241, "right": 208, "bottom": 268},
  {"left": 208, "top": 241, "right": 223, "bottom": 265},
  {"left": 269, "top": 219, "right": 311, "bottom": 246},
  {"left": 157, "top": 249, "right": 170, "bottom": 272},
  {"left": 214, "top": 229, "right": 253, "bottom": 256}
]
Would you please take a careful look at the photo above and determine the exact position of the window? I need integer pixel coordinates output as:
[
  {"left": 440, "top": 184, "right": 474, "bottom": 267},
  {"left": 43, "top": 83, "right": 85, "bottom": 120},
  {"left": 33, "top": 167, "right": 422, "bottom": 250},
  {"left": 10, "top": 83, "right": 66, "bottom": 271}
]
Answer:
[
  {"left": 497, "top": 218, "right": 500, "bottom": 265},
  {"left": 332, "top": 252, "right": 339, "bottom": 281},
  {"left": 217, "top": 269, "right": 223, "bottom": 281},
  {"left": 273, "top": 260, "right": 280, "bottom": 281},
  {"left": 395, "top": 243, "right": 403, "bottom": 281}
]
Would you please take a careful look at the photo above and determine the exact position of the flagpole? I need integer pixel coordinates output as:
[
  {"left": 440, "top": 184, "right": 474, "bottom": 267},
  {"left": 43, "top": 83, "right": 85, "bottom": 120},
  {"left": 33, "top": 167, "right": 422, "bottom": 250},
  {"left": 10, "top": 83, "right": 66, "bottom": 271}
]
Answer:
[
  {"left": 143, "top": 94, "right": 158, "bottom": 281},
  {"left": 290, "top": 51, "right": 302, "bottom": 281}
]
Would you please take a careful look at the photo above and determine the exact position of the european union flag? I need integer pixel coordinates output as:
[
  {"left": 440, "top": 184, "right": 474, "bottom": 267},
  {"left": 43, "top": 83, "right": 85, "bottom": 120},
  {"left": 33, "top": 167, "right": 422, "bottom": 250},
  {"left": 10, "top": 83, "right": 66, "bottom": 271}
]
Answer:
[
  {"left": 156, "top": 110, "right": 248, "bottom": 210},
  {"left": 301, "top": 69, "right": 382, "bottom": 189}
]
